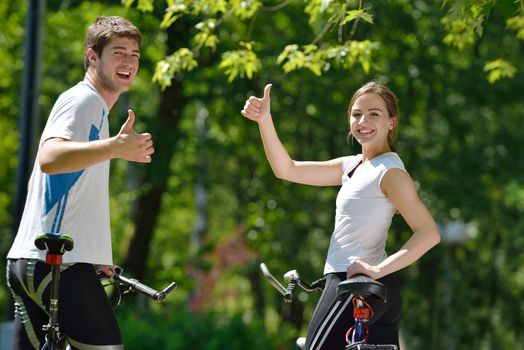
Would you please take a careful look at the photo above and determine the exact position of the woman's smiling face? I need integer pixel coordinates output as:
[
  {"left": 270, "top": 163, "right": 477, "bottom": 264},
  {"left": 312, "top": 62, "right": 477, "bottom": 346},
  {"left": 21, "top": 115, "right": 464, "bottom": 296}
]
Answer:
[{"left": 349, "top": 92, "right": 396, "bottom": 150}]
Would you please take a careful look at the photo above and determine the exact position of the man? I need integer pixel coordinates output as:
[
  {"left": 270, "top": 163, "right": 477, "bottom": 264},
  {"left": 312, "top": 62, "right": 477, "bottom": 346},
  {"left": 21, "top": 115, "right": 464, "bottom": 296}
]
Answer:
[{"left": 6, "top": 16, "right": 153, "bottom": 349}]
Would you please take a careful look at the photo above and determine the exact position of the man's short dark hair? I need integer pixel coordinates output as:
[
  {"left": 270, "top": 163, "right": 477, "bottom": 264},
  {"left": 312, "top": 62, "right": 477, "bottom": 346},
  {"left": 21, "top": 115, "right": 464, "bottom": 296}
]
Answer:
[{"left": 83, "top": 16, "right": 142, "bottom": 71}]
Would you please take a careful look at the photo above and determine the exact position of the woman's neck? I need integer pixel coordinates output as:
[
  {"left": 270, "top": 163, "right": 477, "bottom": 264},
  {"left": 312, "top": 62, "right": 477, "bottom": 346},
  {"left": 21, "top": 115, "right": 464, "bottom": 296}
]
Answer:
[{"left": 361, "top": 145, "right": 392, "bottom": 162}]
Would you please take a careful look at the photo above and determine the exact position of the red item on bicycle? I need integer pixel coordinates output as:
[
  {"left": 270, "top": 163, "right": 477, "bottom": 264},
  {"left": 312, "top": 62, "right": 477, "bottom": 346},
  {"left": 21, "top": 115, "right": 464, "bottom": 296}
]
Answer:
[
  {"left": 46, "top": 254, "right": 63, "bottom": 265},
  {"left": 353, "top": 307, "right": 371, "bottom": 319}
]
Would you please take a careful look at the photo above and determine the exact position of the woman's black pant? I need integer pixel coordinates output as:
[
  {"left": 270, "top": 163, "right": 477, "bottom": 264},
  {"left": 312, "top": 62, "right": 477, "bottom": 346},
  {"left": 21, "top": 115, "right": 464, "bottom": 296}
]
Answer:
[{"left": 305, "top": 272, "right": 402, "bottom": 350}]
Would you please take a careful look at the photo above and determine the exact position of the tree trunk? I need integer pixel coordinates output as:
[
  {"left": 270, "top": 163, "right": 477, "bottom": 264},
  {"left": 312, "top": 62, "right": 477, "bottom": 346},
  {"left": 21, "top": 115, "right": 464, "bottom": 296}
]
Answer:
[
  {"left": 121, "top": 80, "right": 185, "bottom": 279},
  {"left": 120, "top": 16, "right": 194, "bottom": 279}
]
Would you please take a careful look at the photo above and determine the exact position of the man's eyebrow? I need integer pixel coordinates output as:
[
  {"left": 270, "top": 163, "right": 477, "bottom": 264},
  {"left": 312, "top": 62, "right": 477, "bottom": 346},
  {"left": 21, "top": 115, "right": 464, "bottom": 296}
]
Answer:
[{"left": 111, "top": 46, "right": 140, "bottom": 54}]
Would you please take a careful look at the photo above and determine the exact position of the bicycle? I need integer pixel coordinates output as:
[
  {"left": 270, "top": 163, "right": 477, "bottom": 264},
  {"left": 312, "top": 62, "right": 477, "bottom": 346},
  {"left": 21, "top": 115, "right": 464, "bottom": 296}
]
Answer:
[
  {"left": 260, "top": 263, "right": 398, "bottom": 350},
  {"left": 34, "top": 233, "right": 177, "bottom": 350}
]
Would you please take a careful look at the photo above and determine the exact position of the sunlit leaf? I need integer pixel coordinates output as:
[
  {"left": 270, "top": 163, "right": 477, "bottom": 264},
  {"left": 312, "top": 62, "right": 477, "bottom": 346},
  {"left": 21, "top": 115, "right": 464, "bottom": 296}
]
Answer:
[
  {"left": 218, "top": 42, "right": 261, "bottom": 81},
  {"left": 483, "top": 58, "right": 517, "bottom": 83},
  {"left": 153, "top": 48, "right": 198, "bottom": 89},
  {"left": 507, "top": 15, "right": 524, "bottom": 40},
  {"left": 320, "top": 0, "right": 331, "bottom": 13},
  {"left": 341, "top": 9, "right": 374, "bottom": 25}
]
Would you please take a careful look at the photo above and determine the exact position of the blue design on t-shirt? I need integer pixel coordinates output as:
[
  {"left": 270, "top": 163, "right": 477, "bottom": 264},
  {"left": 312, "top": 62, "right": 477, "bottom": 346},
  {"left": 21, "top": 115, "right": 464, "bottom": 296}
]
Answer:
[{"left": 43, "top": 118, "right": 104, "bottom": 233}]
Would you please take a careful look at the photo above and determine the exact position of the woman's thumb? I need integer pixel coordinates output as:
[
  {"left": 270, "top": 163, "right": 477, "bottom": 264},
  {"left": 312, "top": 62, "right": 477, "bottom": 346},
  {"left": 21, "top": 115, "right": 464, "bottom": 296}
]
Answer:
[{"left": 263, "top": 83, "right": 272, "bottom": 101}]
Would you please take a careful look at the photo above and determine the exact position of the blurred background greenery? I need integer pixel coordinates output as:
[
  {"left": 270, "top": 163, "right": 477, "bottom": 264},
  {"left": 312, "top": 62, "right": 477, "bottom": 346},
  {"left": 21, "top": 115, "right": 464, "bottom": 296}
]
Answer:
[{"left": 1, "top": 0, "right": 524, "bottom": 349}]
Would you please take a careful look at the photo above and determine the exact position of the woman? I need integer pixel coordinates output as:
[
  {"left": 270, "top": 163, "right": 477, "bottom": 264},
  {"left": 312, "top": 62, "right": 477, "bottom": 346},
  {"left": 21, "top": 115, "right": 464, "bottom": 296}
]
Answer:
[{"left": 241, "top": 81, "right": 440, "bottom": 349}]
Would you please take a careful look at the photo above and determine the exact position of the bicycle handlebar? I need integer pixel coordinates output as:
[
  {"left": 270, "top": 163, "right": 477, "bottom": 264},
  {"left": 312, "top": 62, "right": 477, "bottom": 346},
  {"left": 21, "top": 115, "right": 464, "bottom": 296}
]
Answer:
[
  {"left": 260, "top": 263, "right": 324, "bottom": 302},
  {"left": 111, "top": 268, "right": 177, "bottom": 302},
  {"left": 284, "top": 280, "right": 298, "bottom": 302},
  {"left": 260, "top": 263, "right": 288, "bottom": 296}
]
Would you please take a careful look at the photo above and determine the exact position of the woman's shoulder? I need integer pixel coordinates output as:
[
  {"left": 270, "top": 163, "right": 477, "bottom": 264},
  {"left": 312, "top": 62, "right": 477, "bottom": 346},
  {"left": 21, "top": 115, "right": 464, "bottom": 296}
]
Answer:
[
  {"left": 373, "top": 152, "right": 406, "bottom": 171},
  {"left": 342, "top": 154, "right": 363, "bottom": 172}
]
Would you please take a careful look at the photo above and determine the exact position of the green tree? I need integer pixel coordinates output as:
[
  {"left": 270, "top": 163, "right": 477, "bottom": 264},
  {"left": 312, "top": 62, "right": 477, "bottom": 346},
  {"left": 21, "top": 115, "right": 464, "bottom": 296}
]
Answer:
[
  {"left": 3, "top": 1, "right": 524, "bottom": 349},
  {"left": 0, "top": 0, "right": 28, "bottom": 315}
]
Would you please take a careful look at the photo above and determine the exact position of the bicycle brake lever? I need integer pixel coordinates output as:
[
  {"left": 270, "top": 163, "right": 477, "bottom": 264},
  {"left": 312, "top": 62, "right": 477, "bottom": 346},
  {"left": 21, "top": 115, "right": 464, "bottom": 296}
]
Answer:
[
  {"left": 154, "top": 282, "right": 177, "bottom": 301},
  {"left": 260, "top": 263, "right": 288, "bottom": 296}
]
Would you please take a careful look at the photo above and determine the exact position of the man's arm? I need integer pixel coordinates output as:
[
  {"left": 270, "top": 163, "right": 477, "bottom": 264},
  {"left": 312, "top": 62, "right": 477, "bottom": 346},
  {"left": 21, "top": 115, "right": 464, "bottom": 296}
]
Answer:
[{"left": 39, "top": 109, "right": 154, "bottom": 174}]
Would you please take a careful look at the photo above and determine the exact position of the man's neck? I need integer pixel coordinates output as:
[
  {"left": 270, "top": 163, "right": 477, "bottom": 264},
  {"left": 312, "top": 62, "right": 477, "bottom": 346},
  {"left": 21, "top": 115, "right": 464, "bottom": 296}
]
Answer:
[{"left": 83, "top": 71, "right": 118, "bottom": 109}]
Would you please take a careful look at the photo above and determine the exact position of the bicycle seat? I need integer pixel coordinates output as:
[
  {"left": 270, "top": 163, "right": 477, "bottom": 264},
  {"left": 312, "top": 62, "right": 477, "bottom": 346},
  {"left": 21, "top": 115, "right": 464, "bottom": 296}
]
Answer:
[
  {"left": 34, "top": 233, "right": 74, "bottom": 254},
  {"left": 336, "top": 274, "right": 387, "bottom": 304}
]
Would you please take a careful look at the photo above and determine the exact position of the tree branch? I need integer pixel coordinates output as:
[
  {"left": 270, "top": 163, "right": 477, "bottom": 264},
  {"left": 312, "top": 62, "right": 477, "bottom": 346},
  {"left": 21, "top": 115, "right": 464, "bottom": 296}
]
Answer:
[{"left": 261, "top": 0, "right": 294, "bottom": 12}]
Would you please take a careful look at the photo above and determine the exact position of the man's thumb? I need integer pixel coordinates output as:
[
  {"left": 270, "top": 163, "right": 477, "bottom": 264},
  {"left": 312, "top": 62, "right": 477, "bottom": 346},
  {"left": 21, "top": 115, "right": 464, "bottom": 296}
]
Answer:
[
  {"left": 263, "top": 83, "right": 272, "bottom": 101},
  {"left": 120, "top": 109, "right": 135, "bottom": 132}
]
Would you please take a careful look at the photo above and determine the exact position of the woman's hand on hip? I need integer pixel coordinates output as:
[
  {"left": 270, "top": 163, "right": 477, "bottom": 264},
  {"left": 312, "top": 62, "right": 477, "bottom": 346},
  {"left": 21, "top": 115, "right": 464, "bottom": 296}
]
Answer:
[{"left": 346, "top": 259, "right": 381, "bottom": 280}]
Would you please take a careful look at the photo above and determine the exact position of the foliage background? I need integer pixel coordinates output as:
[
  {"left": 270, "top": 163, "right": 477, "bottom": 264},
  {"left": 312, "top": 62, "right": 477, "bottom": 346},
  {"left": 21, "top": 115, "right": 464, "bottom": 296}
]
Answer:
[{"left": 1, "top": 0, "right": 524, "bottom": 349}]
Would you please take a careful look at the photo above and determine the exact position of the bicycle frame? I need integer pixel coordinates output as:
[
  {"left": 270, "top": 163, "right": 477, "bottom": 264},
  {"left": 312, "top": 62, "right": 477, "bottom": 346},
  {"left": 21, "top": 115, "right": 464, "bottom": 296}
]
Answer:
[
  {"left": 34, "top": 234, "right": 176, "bottom": 350},
  {"left": 34, "top": 233, "right": 73, "bottom": 350},
  {"left": 337, "top": 276, "right": 397, "bottom": 350},
  {"left": 260, "top": 263, "right": 397, "bottom": 350},
  {"left": 346, "top": 296, "right": 372, "bottom": 345}
]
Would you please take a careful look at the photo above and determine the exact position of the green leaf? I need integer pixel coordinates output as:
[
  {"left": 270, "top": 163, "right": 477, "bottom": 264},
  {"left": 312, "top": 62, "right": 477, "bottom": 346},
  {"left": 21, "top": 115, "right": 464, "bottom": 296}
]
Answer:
[
  {"left": 507, "top": 15, "right": 524, "bottom": 40},
  {"left": 194, "top": 33, "right": 218, "bottom": 50},
  {"left": 153, "top": 48, "right": 198, "bottom": 89},
  {"left": 232, "top": 0, "right": 262, "bottom": 19},
  {"left": 341, "top": 9, "right": 374, "bottom": 25},
  {"left": 123, "top": 0, "right": 153, "bottom": 12},
  {"left": 218, "top": 42, "right": 261, "bottom": 81},
  {"left": 483, "top": 58, "right": 517, "bottom": 83},
  {"left": 160, "top": 11, "right": 182, "bottom": 29},
  {"left": 137, "top": 0, "right": 154, "bottom": 12},
  {"left": 320, "top": 0, "right": 332, "bottom": 13},
  {"left": 122, "top": 0, "right": 136, "bottom": 9},
  {"left": 441, "top": 1, "right": 489, "bottom": 49},
  {"left": 276, "top": 44, "right": 325, "bottom": 76}
]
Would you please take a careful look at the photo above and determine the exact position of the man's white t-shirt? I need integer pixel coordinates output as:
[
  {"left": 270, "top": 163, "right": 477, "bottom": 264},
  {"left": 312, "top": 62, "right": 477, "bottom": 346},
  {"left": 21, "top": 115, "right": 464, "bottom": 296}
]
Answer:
[
  {"left": 7, "top": 82, "right": 113, "bottom": 265},
  {"left": 324, "top": 152, "right": 406, "bottom": 274}
]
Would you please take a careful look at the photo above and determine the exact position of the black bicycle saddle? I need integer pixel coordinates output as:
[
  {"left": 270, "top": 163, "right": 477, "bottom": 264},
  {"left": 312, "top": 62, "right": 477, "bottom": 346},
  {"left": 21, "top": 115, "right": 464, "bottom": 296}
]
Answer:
[
  {"left": 336, "top": 274, "right": 387, "bottom": 304},
  {"left": 34, "top": 233, "right": 74, "bottom": 254}
]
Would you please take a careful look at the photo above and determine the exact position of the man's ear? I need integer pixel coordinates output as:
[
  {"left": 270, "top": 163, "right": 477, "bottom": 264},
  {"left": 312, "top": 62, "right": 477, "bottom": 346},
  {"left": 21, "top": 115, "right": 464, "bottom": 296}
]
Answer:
[{"left": 86, "top": 47, "right": 97, "bottom": 66}]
